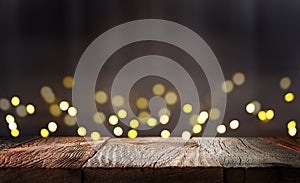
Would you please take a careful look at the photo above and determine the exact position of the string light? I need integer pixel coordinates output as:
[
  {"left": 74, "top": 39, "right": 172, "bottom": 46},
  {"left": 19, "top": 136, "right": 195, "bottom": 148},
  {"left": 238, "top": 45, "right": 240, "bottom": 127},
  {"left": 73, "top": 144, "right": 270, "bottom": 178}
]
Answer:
[
  {"left": 91, "top": 131, "right": 101, "bottom": 140},
  {"left": 128, "top": 129, "right": 138, "bottom": 138},
  {"left": 183, "top": 104, "right": 193, "bottom": 113},
  {"left": 48, "top": 121, "right": 58, "bottom": 132},
  {"left": 26, "top": 104, "right": 35, "bottom": 114},
  {"left": 40, "top": 128, "right": 50, "bottom": 138},
  {"left": 229, "top": 120, "right": 239, "bottom": 130},
  {"left": 161, "top": 130, "right": 171, "bottom": 138},
  {"left": 216, "top": 124, "right": 226, "bottom": 134},
  {"left": 11, "top": 96, "right": 20, "bottom": 107},
  {"left": 77, "top": 127, "right": 87, "bottom": 136}
]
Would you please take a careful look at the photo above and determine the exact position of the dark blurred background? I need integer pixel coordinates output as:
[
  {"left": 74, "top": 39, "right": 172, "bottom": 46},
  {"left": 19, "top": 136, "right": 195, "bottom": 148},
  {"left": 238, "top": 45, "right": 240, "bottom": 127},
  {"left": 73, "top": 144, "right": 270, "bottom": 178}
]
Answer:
[{"left": 0, "top": 0, "right": 300, "bottom": 137}]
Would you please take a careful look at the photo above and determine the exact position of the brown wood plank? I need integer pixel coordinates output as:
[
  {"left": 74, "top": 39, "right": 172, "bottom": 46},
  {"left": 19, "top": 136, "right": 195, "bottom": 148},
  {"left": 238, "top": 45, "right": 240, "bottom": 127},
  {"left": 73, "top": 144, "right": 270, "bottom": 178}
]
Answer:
[
  {"left": 83, "top": 137, "right": 223, "bottom": 183},
  {"left": 0, "top": 137, "right": 108, "bottom": 183},
  {"left": 264, "top": 137, "right": 300, "bottom": 152},
  {"left": 0, "top": 136, "right": 38, "bottom": 150},
  {"left": 193, "top": 137, "right": 300, "bottom": 183}
]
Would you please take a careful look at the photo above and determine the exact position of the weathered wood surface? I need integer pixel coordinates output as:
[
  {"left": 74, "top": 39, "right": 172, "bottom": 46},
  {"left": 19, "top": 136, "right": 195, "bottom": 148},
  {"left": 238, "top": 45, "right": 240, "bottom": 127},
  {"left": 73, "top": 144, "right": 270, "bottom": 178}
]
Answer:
[
  {"left": 0, "top": 136, "right": 37, "bottom": 150},
  {"left": 0, "top": 137, "right": 299, "bottom": 183},
  {"left": 264, "top": 137, "right": 300, "bottom": 152}
]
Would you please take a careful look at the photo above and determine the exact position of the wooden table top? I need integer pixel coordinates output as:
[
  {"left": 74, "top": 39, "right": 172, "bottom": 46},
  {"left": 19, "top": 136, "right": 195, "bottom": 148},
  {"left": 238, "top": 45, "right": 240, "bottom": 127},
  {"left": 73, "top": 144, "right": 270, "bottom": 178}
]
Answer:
[{"left": 0, "top": 137, "right": 299, "bottom": 183}]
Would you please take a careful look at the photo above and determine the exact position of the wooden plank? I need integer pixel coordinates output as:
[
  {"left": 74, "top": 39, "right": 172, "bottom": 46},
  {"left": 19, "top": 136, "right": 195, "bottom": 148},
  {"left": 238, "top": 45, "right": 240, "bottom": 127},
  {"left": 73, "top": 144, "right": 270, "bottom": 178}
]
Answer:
[
  {"left": 0, "top": 137, "right": 108, "bottom": 183},
  {"left": 0, "top": 136, "right": 38, "bottom": 150},
  {"left": 193, "top": 137, "right": 300, "bottom": 183},
  {"left": 83, "top": 137, "right": 223, "bottom": 183},
  {"left": 264, "top": 137, "right": 300, "bottom": 152}
]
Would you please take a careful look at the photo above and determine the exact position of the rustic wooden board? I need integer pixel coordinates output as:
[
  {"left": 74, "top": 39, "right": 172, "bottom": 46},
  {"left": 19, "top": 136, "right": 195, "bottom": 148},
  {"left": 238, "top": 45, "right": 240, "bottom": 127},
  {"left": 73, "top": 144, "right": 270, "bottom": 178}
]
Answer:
[
  {"left": 0, "top": 137, "right": 108, "bottom": 183},
  {"left": 264, "top": 137, "right": 300, "bottom": 152},
  {"left": 83, "top": 137, "right": 223, "bottom": 183},
  {"left": 0, "top": 136, "right": 37, "bottom": 150},
  {"left": 193, "top": 137, "right": 300, "bottom": 183}
]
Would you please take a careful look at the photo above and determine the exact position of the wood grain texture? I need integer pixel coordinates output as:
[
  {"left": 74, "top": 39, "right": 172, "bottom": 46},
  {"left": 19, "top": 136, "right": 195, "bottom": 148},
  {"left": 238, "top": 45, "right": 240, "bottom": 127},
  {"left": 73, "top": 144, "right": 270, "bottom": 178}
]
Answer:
[
  {"left": 0, "top": 136, "right": 37, "bottom": 150},
  {"left": 83, "top": 137, "right": 222, "bottom": 183},
  {"left": 264, "top": 137, "right": 300, "bottom": 152}
]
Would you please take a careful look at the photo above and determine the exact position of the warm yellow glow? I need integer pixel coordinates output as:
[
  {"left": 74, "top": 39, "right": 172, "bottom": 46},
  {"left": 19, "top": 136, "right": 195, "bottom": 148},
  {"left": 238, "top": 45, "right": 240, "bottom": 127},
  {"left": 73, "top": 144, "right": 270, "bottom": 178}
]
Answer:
[
  {"left": 59, "top": 101, "right": 69, "bottom": 111},
  {"left": 130, "top": 119, "right": 139, "bottom": 128},
  {"left": 16, "top": 105, "right": 27, "bottom": 117},
  {"left": 26, "top": 104, "right": 35, "bottom": 114},
  {"left": 288, "top": 128, "right": 297, "bottom": 137},
  {"left": 160, "top": 114, "right": 170, "bottom": 125},
  {"left": 68, "top": 107, "right": 77, "bottom": 117},
  {"left": 64, "top": 115, "right": 77, "bottom": 126},
  {"left": 284, "top": 92, "right": 295, "bottom": 102},
  {"left": 138, "top": 111, "right": 150, "bottom": 122},
  {"left": 266, "top": 110, "right": 274, "bottom": 120},
  {"left": 197, "top": 111, "right": 209, "bottom": 124},
  {"left": 181, "top": 131, "right": 191, "bottom": 140},
  {"left": 40, "top": 86, "right": 55, "bottom": 103},
  {"left": 161, "top": 130, "right": 171, "bottom": 138},
  {"left": 50, "top": 104, "right": 62, "bottom": 117},
  {"left": 128, "top": 129, "right": 138, "bottom": 138},
  {"left": 6, "top": 114, "right": 15, "bottom": 123},
  {"left": 77, "top": 127, "right": 87, "bottom": 136},
  {"left": 113, "top": 126, "right": 123, "bottom": 136},
  {"left": 246, "top": 103, "right": 255, "bottom": 114},
  {"left": 232, "top": 72, "right": 246, "bottom": 86},
  {"left": 280, "top": 77, "right": 291, "bottom": 90},
  {"left": 183, "top": 104, "right": 193, "bottom": 113},
  {"left": 0, "top": 98, "right": 10, "bottom": 111},
  {"left": 62, "top": 76, "right": 74, "bottom": 89},
  {"left": 108, "top": 115, "right": 119, "bottom": 125},
  {"left": 216, "top": 124, "right": 226, "bottom": 134},
  {"left": 112, "top": 95, "right": 124, "bottom": 107},
  {"left": 117, "top": 109, "right": 127, "bottom": 119},
  {"left": 147, "top": 117, "right": 157, "bottom": 127},
  {"left": 91, "top": 132, "right": 101, "bottom": 140},
  {"left": 11, "top": 96, "right": 20, "bottom": 107},
  {"left": 158, "top": 108, "right": 171, "bottom": 117},
  {"left": 40, "top": 128, "right": 50, "bottom": 138},
  {"left": 93, "top": 112, "right": 106, "bottom": 124},
  {"left": 136, "top": 97, "right": 148, "bottom": 109},
  {"left": 189, "top": 114, "right": 198, "bottom": 126},
  {"left": 8, "top": 122, "right": 17, "bottom": 131},
  {"left": 287, "top": 120, "right": 297, "bottom": 129},
  {"left": 258, "top": 111, "right": 267, "bottom": 121},
  {"left": 152, "top": 83, "right": 165, "bottom": 96},
  {"left": 221, "top": 80, "right": 234, "bottom": 93},
  {"left": 164, "top": 91, "right": 178, "bottom": 105},
  {"left": 11, "top": 129, "right": 19, "bottom": 137},
  {"left": 192, "top": 124, "right": 202, "bottom": 134},
  {"left": 229, "top": 120, "right": 239, "bottom": 130},
  {"left": 209, "top": 108, "right": 220, "bottom": 120},
  {"left": 95, "top": 90, "right": 108, "bottom": 104},
  {"left": 48, "top": 121, "right": 58, "bottom": 132}
]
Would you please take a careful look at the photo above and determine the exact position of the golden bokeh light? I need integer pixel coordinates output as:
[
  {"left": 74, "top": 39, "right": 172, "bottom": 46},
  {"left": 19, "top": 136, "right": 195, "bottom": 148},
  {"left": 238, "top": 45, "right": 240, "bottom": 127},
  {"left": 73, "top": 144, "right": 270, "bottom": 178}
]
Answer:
[
  {"left": 221, "top": 80, "right": 234, "bottom": 93},
  {"left": 64, "top": 115, "right": 77, "bottom": 126},
  {"left": 128, "top": 129, "right": 138, "bottom": 138},
  {"left": 159, "top": 114, "right": 170, "bottom": 125},
  {"left": 265, "top": 109, "right": 275, "bottom": 120},
  {"left": 59, "top": 101, "right": 70, "bottom": 111},
  {"left": 117, "top": 109, "right": 127, "bottom": 119},
  {"left": 183, "top": 104, "right": 193, "bottom": 113},
  {"left": 62, "top": 76, "right": 74, "bottom": 89},
  {"left": 77, "top": 127, "right": 87, "bottom": 136},
  {"left": 232, "top": 72, "right": 246, "bottom": 86},
  {"left": 192, "top": 124, "right": 202, "bottom": 134},
  {"left": 288, "top": 127, "right": 297, "bottom": 137},
  {"left": 113, "top": 126, "right": 123, "bottom": 136},
  {"left": 284, "top": 92, "right": 295, "bottom": 103},
  {"left": 48, "top": 121, "right": 58, "bottom": 132},
  {"left": 26, "top": 104, "right": 35, "bottom": 114},
  {"left": 112, "top": 95, "right": 124, "bottom": 107},
  {"left": 6, "top": 114, "right": 15, "bottom": 123},
  {"left": 287, "top": 120, "right": 296, "bottom": 129},
  {"left": 16, "top": 105, "right": 27, "bottom": 117},
  {"left": 91, "top": 131, "right": 101, "bottom": 140},
  {"left": 138, "top": 111, "right": 150, "bottom": 122},
  {"left": 216, "top": 124, "right": 226, "bottom": 134},
  {"left": 67, "top": 106, "right": 77, "bottom": 117},
  {"left": 8, "top": 122, "right": 17, "bottom": 131},
  {"left": 40, "top": 128, "right": 50, "bottom": 138},
  {"left": 0, "top": 98, "right": 10, "bottom": 111},
  {"left": 136, "top": 97, "right": 148, "bottom": 109},
  {"left": 93, "top": 112, "right": 106, "bottom": 124},
  {"left": 164, "top": 91, "right": 178, "bottom": 105},
  {"left": 11, "top": 96, "right": 20, "bottom": 107},
  {"left": 161, "top": 130, "right": 171, "bottom": 139},
  {"left": 108, "top": 115, "right": 119, "bottom": 125},
  {"left": 258, "top": 111, "right": 267, "bottom": 121},
  {"left": 229, "top": 120, "right": 239, "bottom": 130},
  {"left": 147, "top": 117, "right": 157, "bottom": 127},
  {"left": 246, "top": 103, "right": 255, "bottom": 114},
  {"left": 181, "top": 131, "right": 191, "bottom": 140},
  {"left": 280, "top": 77, "right": 291, "bottom": 90},
  {"left": 11, "top": 129, "right": 19, "bottom": 137},
  {"left": 152, "top": 83, "right": 165, "bottom": 96},
  {"left": 49, "top": 104, "right": 62, "bottom": 117},
  {"left": 40, "top": 86, "right": 56, "bottom": 103},
  {"left": 130, "top": 119, "right": 139, "bottom": 128},
  {"left": 209, "top": 108, "right": 220, "bottom": 120},
  {"left": 95, "top": 90, "right": 108, "bottom": 104},
  {"left": 197, "top": 111, "right": 209, "bottom": 124}
]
